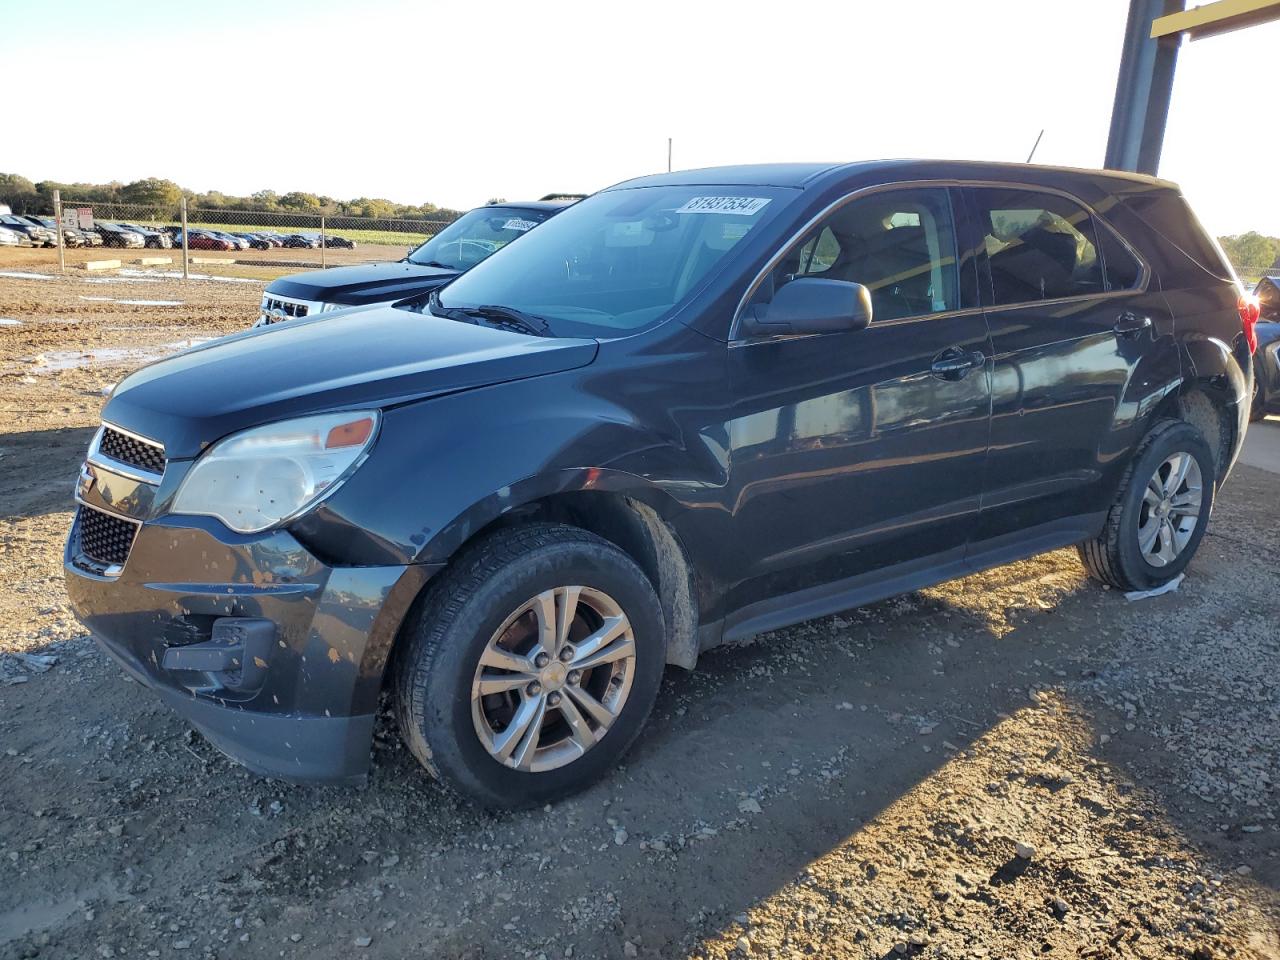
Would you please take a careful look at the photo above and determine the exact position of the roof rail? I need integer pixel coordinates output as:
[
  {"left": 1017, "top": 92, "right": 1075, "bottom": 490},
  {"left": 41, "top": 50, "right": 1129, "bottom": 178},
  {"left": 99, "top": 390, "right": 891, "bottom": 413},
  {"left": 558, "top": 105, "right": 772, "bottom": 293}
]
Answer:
[{"left": 539, "top": 193, "right": 588, "bottom": 201}]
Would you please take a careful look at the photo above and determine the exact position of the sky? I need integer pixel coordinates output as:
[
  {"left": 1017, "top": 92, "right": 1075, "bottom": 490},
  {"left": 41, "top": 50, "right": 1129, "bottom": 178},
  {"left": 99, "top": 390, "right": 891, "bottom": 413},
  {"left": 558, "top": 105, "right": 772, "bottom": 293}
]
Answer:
[{"left": 3, "top": 0, "right": 1277, "bottom": 235}]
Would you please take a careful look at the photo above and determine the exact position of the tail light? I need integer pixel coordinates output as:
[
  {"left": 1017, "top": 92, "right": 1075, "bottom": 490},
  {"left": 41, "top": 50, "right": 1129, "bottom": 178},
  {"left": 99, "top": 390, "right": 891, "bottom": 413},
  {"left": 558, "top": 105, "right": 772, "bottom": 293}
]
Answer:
[{"left": 1239, "top": 294, "right": 1260, "bottom": 353}]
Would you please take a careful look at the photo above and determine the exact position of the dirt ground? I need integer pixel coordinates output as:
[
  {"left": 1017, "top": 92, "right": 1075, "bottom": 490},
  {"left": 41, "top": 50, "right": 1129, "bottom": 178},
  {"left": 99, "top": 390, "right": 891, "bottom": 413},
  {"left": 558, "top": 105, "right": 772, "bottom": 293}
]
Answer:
[{"left": 0, "top": 252, "right": 1277, "bottom": 960}]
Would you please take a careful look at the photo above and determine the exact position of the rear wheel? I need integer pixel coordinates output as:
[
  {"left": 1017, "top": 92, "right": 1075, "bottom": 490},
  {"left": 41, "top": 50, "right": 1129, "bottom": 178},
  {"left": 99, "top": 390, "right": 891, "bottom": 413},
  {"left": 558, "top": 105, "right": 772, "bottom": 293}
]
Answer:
[
  {"left": 394, "top": 523, "right": 666, "bottom": 809},
  {"left": 1078, "top": 418, "right": 1215, "bottom": 591}
]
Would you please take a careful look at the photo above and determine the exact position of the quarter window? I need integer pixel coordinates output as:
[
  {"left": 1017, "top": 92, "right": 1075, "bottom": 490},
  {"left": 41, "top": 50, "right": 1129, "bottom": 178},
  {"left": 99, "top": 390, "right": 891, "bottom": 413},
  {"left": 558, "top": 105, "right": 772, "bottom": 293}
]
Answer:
[
  {"left": 972, "top": 188, "right": 1106, "bottom": 305},
  {"left": 751, "top": 188, "right": 959, "bottom": 323},
  {"left": 1096, "top": 222, "right": 1142, "bottom": 291}
]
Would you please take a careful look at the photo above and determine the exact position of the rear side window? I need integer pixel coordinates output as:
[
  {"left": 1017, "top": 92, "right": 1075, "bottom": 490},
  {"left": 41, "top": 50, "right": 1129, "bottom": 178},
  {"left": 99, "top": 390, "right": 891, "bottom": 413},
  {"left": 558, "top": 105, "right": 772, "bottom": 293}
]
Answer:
[
  {"left": 1096, "top": 223, "right": 1142, "bottom": 291},
  {"left": 753, "top": 187, "right": 959, "bottom": 322},
  {"left": 972, "top": 188, "right": 1104, "bottom": 305}
]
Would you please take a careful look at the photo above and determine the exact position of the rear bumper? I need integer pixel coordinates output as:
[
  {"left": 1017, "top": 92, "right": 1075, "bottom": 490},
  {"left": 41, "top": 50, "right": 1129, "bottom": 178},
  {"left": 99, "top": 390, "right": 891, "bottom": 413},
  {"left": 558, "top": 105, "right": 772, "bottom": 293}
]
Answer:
[{"left": 65, "top": 511, "right": 441, "bottom": 784}]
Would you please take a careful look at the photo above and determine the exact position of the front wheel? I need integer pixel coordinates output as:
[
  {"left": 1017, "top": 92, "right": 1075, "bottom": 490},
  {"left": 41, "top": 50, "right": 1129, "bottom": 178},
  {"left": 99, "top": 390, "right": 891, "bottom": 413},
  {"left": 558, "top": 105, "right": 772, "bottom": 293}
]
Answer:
[
  {"left": 1078, "top": 418, "right": 1215, "bottom": 591},
  {"left": 394, "top": 523, "right": 666, "bottom": 809}
]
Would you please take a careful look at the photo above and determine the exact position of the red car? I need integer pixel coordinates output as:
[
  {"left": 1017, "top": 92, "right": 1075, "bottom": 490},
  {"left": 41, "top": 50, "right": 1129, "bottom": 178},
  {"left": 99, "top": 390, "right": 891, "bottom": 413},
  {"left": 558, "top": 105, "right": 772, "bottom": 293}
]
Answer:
[{"left": 186, "top": 230, "right": 233, "bottom": 251}]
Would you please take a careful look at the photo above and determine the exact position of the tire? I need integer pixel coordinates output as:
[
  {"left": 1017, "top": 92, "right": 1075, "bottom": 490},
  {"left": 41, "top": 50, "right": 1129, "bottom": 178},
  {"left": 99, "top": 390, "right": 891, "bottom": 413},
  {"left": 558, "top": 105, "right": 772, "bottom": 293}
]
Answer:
[
  {"left": 1078, "top": 418, "right": 1215, "bottom": 591},
  {"left": 394, "top": 523, "right": 666, "bottom": 809}
]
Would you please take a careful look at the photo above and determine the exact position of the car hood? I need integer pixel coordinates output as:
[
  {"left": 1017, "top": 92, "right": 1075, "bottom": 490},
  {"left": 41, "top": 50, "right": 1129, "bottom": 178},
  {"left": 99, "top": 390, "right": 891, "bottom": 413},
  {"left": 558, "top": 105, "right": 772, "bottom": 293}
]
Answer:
[
  {"left": 268, "top": 261, "right": 460, "bottom": 306},
  {"left": 103, "top": 305, "right": 599, "bottom": 458}
]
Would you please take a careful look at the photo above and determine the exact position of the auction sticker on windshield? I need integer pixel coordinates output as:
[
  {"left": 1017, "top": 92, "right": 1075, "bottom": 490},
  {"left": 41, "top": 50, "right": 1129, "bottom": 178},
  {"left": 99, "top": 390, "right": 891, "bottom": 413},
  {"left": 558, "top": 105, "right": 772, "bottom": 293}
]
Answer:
[
  {"left": 675, "top": 197, "right": 771, "bottom": 215},
  {"left": 503, "top": 218, "right": 538, "bottom": 232}
]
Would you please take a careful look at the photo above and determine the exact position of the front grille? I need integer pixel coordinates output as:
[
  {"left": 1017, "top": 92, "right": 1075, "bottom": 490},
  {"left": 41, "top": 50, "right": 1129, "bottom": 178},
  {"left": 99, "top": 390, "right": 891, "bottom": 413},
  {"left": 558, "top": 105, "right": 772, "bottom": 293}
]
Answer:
[
  {"left": 99, "top": 426, "right": 165, "bottom": 475},
  {"left": 76, "top": 505, "right": 138, "bottom": 569},
  {"left": 263, "top": 296, "right": 309, "bottom": 320}
]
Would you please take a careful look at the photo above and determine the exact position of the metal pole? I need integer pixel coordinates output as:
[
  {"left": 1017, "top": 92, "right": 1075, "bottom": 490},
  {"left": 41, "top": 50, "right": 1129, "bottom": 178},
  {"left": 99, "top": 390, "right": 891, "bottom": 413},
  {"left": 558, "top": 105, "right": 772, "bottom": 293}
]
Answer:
[
  {"left": 667, "top": 138, "right": 672, "bottom": 173},
  {"left": 180, "top": 196, "right": 189, "bottom": 280},
  {"left": 320, "top": 215, "right": 326, "bottom": 269},
  {"left": 1104, "top": 0, "right": 1182, "bottom": 174},
  {"left": 53, "top": 189, "right": 65, "bottom": 273}
]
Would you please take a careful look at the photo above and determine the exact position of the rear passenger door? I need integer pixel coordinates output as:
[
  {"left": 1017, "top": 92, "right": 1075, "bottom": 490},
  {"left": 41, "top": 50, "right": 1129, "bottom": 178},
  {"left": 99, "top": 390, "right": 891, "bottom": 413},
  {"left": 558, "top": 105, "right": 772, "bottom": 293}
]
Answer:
[{"left": 962, "top": 185, "right": 1176, "bottom": 554}]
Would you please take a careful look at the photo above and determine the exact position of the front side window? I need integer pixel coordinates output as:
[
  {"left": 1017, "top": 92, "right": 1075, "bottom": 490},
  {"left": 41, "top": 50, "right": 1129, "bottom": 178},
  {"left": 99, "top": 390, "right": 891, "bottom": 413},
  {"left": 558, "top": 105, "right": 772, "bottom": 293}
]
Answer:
[
  {"left": 407, "top": 206, "right": 553, "bottom": 270},
  {"left": 436, "top": 186, "right": 789, "bottom": 337},
  {"left": 972, "top": 188, "right": 1106, "bottom": 305},
  {"left": 748, "top": 187, "right": 959, "bottom": 323}
]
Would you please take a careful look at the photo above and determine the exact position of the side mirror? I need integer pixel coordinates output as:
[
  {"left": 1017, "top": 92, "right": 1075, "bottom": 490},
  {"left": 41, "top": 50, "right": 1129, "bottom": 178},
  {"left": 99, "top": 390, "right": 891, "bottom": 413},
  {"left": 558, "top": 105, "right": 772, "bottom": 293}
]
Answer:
[{"left": 741, "top": 278, "right": 873, "bottom": 337}]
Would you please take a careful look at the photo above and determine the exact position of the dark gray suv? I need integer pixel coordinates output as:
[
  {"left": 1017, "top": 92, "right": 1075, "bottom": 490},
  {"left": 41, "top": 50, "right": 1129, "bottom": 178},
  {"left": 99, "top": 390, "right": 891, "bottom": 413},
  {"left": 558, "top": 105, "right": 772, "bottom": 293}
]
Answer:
[{"left": 66, "top": 160, "right": 1254, "bottom": 808}]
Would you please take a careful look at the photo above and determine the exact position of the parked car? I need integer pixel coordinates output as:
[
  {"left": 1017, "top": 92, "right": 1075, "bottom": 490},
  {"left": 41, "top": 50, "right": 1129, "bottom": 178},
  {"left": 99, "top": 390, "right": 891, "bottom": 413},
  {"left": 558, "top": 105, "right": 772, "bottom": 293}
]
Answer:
[
  {"left": 80, "top": 228, "right": 104, "bottom": 247},
  {"left": 24, "top": 216, "right": 86, "bottom": 247},
  {"left": 1251, "top": 276, "right": 1280, "bottom": 420},
  {"left": 280, "top": 233, "right": 320, "bottom": 249},
  {"left": 65, "top": 160, "right": 1253, "bottom": 807},
  {"left": 231, "top": 232, "right": 272, "bottom": 250},
  {"left": 0, "top": 214, "right": 55, "bottom": 247},
  {"left": 164, "top": 226, "right": 233, "bottom": 251},
  {"left": 118, "top": 223, "right": 174, "bottom": 249},
  {"left": 206, "top": 230, "right": 249, "bottom": 251},
  {"left": 323, "top": 235, "right": 356, "bottom": 249},
  {"left": 255, "top": 198, "right": 575, "bottom": 325},
  {"left": 0, "top": 225, "right": 30, "bottom": 247},
  {"left": 94, "top": 223, "right": 146, "bottom": 248}
]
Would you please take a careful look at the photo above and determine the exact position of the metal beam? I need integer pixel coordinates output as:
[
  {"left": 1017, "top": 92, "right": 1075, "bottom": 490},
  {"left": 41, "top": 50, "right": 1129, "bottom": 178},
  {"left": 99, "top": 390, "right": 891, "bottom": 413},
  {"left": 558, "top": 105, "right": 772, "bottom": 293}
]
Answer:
[
  {"left": 1151, "top": 0, "right": 1280, "bottom": 40},
  {"left": 1105, "top": 0, "right": 1182, "bottom": 175}
]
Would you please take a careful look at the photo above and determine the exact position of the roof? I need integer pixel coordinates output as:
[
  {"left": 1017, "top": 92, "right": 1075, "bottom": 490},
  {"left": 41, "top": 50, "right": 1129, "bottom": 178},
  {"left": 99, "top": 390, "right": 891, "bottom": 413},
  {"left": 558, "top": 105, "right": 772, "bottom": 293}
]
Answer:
[{"left": 606, "top": 159, "right": 1179, "bottom": 194}]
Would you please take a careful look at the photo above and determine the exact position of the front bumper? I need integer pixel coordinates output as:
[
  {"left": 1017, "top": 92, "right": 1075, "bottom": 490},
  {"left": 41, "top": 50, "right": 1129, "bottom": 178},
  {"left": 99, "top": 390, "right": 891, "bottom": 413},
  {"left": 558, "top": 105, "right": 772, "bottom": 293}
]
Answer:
[{"left": 65, "top": 507, "right": 441, "bottom": 784}]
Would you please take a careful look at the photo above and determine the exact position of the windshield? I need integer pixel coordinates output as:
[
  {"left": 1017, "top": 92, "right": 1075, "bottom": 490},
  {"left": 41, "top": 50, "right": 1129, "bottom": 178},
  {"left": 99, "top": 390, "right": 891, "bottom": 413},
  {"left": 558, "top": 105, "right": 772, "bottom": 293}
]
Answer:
[
  {"left": 437, "top": 185, "right": 790, "bottom": 337},
  {"left": 407, "top": 206, "right": 552, "bottom": 269}
]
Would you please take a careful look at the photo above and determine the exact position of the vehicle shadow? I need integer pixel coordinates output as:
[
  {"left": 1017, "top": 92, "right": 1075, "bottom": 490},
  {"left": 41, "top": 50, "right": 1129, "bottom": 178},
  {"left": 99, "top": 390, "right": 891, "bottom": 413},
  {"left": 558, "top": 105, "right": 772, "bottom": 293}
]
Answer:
[{"left": 0, "top": 425, "right": 94, "bottom": 519}]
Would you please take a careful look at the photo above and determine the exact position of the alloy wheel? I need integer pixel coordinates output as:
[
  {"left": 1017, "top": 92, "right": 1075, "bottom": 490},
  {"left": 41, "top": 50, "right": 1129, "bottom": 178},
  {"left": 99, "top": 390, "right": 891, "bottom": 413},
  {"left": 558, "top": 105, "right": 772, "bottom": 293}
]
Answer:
[
  {"left": 1137, "top": 452, "right": 1203, "bottom": 567},
  {"left": 471, "top": 586, "right": 636, "bottom": 773}
]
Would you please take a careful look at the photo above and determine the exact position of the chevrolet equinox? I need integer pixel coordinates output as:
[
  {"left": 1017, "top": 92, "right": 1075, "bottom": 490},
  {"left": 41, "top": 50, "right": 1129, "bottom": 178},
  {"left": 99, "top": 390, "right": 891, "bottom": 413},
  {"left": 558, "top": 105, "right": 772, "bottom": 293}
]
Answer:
[{"left": 66, "top": 161, "right": 1256, "bottom": 808}]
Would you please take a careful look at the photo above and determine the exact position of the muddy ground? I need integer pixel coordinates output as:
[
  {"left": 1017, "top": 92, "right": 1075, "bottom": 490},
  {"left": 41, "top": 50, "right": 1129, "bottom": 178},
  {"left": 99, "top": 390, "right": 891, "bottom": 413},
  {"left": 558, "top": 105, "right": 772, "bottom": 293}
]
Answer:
[{"left": 0, "top": 253, "right": 1276, "bottom": 959}]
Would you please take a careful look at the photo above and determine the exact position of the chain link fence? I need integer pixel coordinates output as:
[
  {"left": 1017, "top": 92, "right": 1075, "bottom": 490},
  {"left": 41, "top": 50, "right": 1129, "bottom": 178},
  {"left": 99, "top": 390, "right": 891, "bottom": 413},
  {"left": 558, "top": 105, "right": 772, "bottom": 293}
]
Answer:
[{"left": 34, "top": 195, "right": 456, "bottom": 275}]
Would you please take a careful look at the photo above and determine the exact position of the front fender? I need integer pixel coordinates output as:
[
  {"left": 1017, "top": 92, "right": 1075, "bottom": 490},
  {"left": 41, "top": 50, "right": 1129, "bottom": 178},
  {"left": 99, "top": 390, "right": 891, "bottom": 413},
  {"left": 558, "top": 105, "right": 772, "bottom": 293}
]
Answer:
[{"left": 291, "top": 368, "right": 727, "bottom": 568}]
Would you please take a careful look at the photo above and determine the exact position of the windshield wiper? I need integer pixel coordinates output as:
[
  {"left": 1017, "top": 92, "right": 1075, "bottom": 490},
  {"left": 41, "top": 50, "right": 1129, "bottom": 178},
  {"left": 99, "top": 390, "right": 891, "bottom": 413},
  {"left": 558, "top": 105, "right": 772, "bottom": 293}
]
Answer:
[
  {"left": 464, "top": 304, "right": 551, "bottom": 337},
  {"left": 411, "top": 259, "right": 456, "bottom": 269},
  {"left": 424, "top": 292, "right": 551, "bottom": 336}
]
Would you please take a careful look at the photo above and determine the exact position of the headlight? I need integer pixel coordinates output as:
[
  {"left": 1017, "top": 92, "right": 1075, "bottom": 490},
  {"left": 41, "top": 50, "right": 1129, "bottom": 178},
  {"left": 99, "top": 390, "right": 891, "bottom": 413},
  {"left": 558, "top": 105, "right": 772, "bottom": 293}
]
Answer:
[
  {"left": 171, "top": 411, "right": 380, "bottom": 533},
  {"left": 319, "top": 302, "right": 343, "bottom": 313}
]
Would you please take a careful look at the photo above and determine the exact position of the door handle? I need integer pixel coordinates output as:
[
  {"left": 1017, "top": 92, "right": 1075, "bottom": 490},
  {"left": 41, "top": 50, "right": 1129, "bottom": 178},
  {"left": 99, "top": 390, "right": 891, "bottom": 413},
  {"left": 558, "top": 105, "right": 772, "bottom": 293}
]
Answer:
[
  {"left": 931, "top": 347, "right": 986, "bottom": 380},
  {"left": 1114, "top": 312, "right": 1153, "bottom": 338}
]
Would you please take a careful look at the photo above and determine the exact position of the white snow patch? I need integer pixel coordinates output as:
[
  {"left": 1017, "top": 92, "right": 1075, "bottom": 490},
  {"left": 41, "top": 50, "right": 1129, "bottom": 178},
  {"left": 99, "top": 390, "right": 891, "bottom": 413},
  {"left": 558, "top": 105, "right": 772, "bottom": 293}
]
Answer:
[
  {"left": 0, "top": 271, "right": 56, "bottom": 280},
  {"left": 24, "top": 338, "right": 214, "bottom": 373},
  {"left": 80, "top": 276, "right": 164, "bottom": 284},
  {"left": 77, "top": 296, "right": 183, "bottom": 305},
  {"left": 0, "top": 318, "right": 21, "bottom": 326},
  {"left": 117, "top": 268, "right": 260, "bottom": 285}
]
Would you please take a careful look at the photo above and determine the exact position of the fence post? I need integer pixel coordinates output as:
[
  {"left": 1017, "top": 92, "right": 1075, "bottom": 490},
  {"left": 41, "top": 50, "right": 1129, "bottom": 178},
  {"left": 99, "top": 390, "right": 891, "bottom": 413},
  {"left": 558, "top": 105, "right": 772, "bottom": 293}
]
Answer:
[
  {"left": 53, "top": 189, "right": 65, "bottom": 273},
  {"left": 320, "top": 215, "right": 326, "bottom": 269},
  {"left": 180, "top": 197, "right": 189, "bottom": 280}
]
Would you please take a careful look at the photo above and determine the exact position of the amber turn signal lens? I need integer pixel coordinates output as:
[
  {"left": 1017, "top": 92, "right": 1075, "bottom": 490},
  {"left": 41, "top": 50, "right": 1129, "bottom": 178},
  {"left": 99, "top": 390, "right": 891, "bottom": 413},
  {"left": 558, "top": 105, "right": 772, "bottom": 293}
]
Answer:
[{"left": 325, "top": 416, "right": 375, "bottom": 449}]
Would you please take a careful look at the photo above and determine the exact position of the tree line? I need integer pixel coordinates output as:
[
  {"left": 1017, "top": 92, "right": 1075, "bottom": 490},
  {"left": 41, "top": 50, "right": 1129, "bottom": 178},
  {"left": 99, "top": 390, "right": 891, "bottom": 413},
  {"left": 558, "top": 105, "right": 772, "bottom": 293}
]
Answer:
[
  {"left": 0, "top": 173, "right": 464, "bottom": 222},
  {"left": 1218, "top": 232, "right": 1280, "bottom": 280}
]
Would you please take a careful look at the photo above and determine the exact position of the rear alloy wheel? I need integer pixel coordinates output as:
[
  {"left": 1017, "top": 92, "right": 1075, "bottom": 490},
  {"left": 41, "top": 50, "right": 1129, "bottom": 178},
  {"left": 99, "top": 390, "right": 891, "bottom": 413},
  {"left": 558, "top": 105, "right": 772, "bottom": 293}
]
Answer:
[
  {"left": 1135, "top": 452, "right": 1203, "bottom": 567},
  {"left": 1078, "top": 418, "right": 1215, "bottom": 591},
  {"left": 394, "top": 523, "right": 665, "bottom": 808}
]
